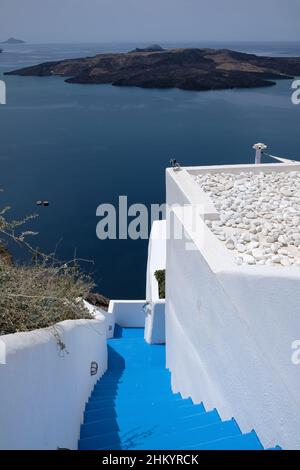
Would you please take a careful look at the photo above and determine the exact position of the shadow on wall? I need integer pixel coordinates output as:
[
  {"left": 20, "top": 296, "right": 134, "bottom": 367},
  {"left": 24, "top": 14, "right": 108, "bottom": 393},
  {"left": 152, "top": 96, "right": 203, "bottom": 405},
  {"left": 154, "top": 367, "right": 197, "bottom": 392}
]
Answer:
[{"left": 113, "top": 325, "right": 125, "bottom": 338}]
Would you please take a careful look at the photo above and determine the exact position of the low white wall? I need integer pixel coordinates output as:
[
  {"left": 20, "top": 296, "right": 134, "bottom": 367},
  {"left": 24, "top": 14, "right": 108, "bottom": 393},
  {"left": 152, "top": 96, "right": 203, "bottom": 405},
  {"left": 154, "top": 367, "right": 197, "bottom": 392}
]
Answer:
[
  {"left": 0, "top": 318, "right": 107, "bottom": 450},
  {"left": 187, "top": 161, "right": 300, "bottom": 177},
  {"left": 109, "top": 300, "right": 146, "bottom": 328}
]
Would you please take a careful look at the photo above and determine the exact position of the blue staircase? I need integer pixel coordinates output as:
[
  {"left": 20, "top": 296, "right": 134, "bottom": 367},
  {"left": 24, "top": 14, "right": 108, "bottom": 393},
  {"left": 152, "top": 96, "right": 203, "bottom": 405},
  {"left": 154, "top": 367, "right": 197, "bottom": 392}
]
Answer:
[{"left": 78, "top": 326, "right": 265, "bottom": 450}]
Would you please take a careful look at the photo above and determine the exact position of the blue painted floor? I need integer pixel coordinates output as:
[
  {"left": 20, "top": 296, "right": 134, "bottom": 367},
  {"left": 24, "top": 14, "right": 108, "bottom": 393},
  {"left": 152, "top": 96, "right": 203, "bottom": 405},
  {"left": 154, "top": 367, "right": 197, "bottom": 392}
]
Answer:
[{"left": 78, "top": 326, "right": 267, "bottom": 450}]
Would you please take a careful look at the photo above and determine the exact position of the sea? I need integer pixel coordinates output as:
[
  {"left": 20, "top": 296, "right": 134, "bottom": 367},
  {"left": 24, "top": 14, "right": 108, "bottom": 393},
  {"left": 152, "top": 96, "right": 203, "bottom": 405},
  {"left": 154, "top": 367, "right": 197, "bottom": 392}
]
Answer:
[{"left": 0, "top": 41, "right": 300, "bottom": 298}]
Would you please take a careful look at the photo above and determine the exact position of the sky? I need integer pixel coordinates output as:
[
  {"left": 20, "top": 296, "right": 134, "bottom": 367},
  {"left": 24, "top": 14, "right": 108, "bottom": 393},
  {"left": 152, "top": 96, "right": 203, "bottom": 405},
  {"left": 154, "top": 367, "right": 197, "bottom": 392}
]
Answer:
[{"left": 0, "top": 0, "right": 300, "bottom": 43}]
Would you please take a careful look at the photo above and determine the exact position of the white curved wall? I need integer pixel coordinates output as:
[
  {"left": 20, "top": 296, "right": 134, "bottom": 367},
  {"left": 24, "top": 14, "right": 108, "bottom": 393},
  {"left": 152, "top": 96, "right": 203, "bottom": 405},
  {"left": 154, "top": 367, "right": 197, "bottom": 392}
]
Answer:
[{"left": 0, "top": 318, "right": 107, "bottom": 450}]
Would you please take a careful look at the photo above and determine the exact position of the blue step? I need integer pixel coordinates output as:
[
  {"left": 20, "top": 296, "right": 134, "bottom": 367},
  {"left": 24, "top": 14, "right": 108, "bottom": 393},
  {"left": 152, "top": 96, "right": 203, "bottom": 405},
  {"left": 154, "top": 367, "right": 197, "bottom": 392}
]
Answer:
[
  {"left": 194, "top": 430, "right": 264, "bottom": 450},
  {"left": 113, "top": 326, "right": 145, "bottom": 338},
  {"left": 84, "top": 398, "right": 195, "bottom": 422},
  {"left": 80, "top": 408, "right": 221, "bottom": 443},
  {"left": 78, "top": 326, "right": 278, "bottom": 450},
  {"left": 85, "top": 392, "right": 184, "bottom": 411},
  {"left": 79, "top": 410, "right": 221, "bottom": 450},
  {"left": 79, "top": 410, "right": 224, "bottom": 450},
  {"left": 81, "top": 404, "right": 210, "bottom": 439},
  {"left": 92, "top": 380, "right": 173, "bottom": 395},
  {"left": 89, "top": 390, "right": 178, "bottom": 403},
  {"left": 132, "top": 419, "right": 242, "bottom": 450},
  {"left": 91, "top": 421, "right": 241, "bottom": 451},
  {"left": 94, "top": 375, "right": 171, "bottom": 388}
]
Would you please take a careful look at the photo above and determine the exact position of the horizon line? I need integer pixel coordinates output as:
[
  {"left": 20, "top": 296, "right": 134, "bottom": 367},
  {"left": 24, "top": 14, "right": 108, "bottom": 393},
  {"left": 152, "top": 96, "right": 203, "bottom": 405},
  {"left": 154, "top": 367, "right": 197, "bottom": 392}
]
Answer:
[{"left": 2, "top": 39, "right": 300, "bottom": 45}]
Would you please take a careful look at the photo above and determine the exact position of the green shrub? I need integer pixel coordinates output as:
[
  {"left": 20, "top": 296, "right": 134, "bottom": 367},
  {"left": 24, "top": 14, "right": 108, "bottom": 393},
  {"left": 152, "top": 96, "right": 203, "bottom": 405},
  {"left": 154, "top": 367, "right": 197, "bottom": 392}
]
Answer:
[{"left": 154, "top": 269, "right": 165, "bottom": 299}]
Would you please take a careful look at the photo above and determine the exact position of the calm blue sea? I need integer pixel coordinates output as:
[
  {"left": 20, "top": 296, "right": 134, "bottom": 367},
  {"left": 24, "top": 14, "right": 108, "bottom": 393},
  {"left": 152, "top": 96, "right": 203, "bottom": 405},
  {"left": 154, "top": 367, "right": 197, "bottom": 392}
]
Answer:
[{"left": 0, "top": 41, "right": 300, "bottom": 298}]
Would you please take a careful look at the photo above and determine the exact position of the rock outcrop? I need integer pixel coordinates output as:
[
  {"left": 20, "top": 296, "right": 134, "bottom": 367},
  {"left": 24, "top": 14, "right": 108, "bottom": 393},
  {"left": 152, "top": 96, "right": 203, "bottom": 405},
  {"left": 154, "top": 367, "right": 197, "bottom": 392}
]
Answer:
[
  {"left": 1, "top": 37, "right": 25, "bottom": 44},
  {"left": 85, "top": 292, "right": 110, "bottom": 311},
  {"left": 5, "top": 47, "right": 300, "bottom": 92}
]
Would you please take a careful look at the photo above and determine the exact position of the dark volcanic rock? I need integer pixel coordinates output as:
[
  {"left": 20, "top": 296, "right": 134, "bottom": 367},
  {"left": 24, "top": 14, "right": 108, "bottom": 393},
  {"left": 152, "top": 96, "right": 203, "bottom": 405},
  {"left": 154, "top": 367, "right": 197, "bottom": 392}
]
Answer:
[
  {"left": 85, "top": 292, "right": 110, "bottom": 311},
  {"left": 5, "top": 47, "right": 300, "bottom": 92},
  {"left": 129, "top": 44, "right": 165, "bottom": 53}
]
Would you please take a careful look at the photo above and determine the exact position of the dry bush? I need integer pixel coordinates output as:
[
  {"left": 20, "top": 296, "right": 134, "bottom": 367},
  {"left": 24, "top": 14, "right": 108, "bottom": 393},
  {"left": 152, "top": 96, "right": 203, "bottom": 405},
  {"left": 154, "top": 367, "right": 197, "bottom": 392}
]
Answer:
[
  {"left": 0, "top": 197, "right": 93, "bottom": 335},
  {"left": 0, "top": 261, "right": 93, "bottom": 335}
]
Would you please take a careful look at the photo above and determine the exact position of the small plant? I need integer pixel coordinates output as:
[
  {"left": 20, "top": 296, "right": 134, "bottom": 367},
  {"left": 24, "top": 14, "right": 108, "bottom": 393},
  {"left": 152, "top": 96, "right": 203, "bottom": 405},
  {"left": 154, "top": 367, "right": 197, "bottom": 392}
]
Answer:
[
  {"left": 0, "top": 195, "right": 93, "bottom": 335},
  {"left": 154, "top": 269, "right": 165, "bottom": 299}
]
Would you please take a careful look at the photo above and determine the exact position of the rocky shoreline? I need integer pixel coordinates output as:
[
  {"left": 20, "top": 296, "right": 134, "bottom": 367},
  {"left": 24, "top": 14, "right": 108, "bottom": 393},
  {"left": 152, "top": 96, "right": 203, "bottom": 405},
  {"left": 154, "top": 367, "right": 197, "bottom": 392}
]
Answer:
[{"left": 5, "top": 46, "right": 300, "bottom": 92}]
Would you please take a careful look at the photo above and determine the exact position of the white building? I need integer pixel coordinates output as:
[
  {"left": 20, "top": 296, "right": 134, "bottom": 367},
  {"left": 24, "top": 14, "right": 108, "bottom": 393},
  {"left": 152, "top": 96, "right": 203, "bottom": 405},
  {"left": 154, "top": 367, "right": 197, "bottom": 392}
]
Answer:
[{"left": 155, "top": 159, "right": 300, "bottom": 450}]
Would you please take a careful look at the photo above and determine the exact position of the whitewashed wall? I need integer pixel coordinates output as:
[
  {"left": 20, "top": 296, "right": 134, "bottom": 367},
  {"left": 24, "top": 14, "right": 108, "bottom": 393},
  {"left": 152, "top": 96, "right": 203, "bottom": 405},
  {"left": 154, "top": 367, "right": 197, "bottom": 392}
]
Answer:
[
  {"left": 145, "top": 301, "right": 165, "bottom": 344},
  {"left": 146, "top": 220, "right": 167, "bottom": 302},
  {"left": 0, "top": 318, "right": 107, "bottom": 450},
  {"left": 145, "top": 220, "right": 166, "bottom": 344},
  {"left": 166, "top": 166, "right": 300, "bottom": 450},
  {"left": 109, "top": 300, "right": 146, "bottom": 327},
  {"left": 84, "top": 300, "right": 115, "bottom": 339}
]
